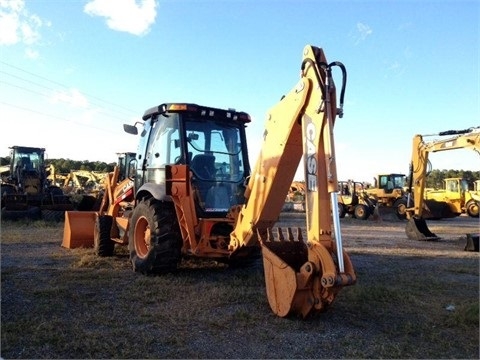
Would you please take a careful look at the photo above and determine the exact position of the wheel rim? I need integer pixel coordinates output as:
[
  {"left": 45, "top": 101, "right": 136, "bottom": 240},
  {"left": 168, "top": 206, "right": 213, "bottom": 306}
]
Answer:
[
  {"left": 134, "top": 216, "right": 151, "bottom": 259},
  {"left": 468, "top": 202, "right": 479, "bottom": 216}
]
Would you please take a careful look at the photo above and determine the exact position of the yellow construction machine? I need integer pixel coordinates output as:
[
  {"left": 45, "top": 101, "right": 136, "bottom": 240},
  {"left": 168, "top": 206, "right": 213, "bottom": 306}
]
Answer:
[
  {"left": 63, "top": 45, "right": 356, "bottom": 318},
  {"left": 424, "top": 177, "right": 479, "bottom": 218},
  {"left": 363, "top": 173, "right": 409, "bottom": 220},
  {"left": 63, "top": 170, "right": 107, "bottom": 194},
  {"left": 1, "top": 146, "right": 74, "bottom": 220},
  {"left": 337, "top": 180, "right": 375, "bottom": 220},
  {"left": 405, "top": 127, "right": 480, "bottom": 240}
]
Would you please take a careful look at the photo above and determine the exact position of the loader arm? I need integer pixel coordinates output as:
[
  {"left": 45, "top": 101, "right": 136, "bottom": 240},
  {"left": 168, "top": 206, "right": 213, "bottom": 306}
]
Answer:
[
  {"left": 229, "top": 45, "right": 356, "bottom": 318},
  {"left": 406, "top": 128, "right": 480, "bottom": 240}
]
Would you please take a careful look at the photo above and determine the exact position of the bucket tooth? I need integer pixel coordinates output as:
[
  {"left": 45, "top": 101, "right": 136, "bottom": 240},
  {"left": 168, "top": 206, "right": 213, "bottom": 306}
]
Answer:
[
  {"left": 259, "top": 227, "right": 308, "bottom": 271},
  {"left": 277, "top": 227, "right": 285, "bottom": 241},
  {"left": 265, "top": 227, "right": 274, "bottom": 242}
]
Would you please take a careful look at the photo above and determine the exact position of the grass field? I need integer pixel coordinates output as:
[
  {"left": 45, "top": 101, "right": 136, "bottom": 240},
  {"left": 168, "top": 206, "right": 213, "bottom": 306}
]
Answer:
[{"left": 1, "top": 215, "right": 479, "bottom": 359}]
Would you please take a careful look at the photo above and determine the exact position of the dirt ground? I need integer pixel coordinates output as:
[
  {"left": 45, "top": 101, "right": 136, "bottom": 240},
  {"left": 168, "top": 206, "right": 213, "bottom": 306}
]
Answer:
[
  {"left": 280, "top": 212, "right": 479, "bottom": 254},
  {"left": 1, "top": 213, "right": 479, "bottom": 359}
]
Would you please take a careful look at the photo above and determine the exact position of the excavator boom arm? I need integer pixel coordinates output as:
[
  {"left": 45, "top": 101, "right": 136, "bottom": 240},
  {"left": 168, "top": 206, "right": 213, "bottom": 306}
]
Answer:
[
  {"left": 406, "top": 128, "right": 479, "bottom": 240},
  {"left": 229, "top": 45, "right": 355, "bottom": 318}
]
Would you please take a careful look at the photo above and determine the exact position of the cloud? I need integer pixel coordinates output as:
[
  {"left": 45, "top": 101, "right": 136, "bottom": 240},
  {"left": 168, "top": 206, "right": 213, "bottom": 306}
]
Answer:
[
  {"left": 84, "top": 0, "right": 157, "bottom": 36},
  {"left": 50, "top": 88, "right": 89, "bottom": 108},
  {"left": 355, "top": 22, "right": 372, "bottom": 44},
  {"left": 0, "top": 0, "right": 49, "bottom": 46}
]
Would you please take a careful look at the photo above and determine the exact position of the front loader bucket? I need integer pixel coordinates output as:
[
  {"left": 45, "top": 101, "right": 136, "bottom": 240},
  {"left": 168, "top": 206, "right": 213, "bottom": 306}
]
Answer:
[
  {"left": 423, "top": 199, "right": 456, "bottom": 219},
  {"left": 62, "top": 211, "right": 97, "bottom": 249},
  {"left": 405, "top": 217, "right": 439, "bottom": 241},
  {"left": 259, "top": 227, "right": 355, "bottom": 318},
  {"left": 374, "top": 205, "right": 400, "bottom": 221}
]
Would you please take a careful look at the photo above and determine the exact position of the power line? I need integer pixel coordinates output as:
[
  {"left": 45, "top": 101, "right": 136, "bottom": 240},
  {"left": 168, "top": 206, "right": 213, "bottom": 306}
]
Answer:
[
  {"left": 0, "top": 101, "right": 129, "bottom": 136},
  {"left": 0, "top": 79, "right": 138, "bottom": 122},
  {"left": 0, "top": 60, "right": 139, "bottom": 115}
]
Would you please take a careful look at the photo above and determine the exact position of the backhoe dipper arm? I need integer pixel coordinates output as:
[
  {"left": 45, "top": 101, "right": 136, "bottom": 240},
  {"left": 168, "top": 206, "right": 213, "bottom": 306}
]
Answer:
[
  {"left": 229, "top": 45, "right": 356, "bottom": 318},
  {"left": 408, "top": 129, "right": 480, "bottom": 219}
]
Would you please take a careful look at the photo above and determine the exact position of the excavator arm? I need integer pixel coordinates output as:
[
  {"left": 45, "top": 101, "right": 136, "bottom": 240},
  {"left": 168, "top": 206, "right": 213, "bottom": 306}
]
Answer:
[
  {"left": 405, "top": 127, "right": 480, "bottom": 240},
  {"left": 229, "top": 45, "right": 355, "bottom": 318}
]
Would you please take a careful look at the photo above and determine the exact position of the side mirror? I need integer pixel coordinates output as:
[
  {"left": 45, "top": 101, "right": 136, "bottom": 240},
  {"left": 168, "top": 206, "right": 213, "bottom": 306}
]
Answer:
[{"left": 123, "top": 124, "right": 138, "bottom": 135}]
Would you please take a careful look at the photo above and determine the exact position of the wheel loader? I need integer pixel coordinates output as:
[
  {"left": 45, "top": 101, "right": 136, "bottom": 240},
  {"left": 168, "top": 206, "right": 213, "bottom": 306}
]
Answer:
[
  {"left": 63, "top": 45, "right": 356, "bottom": 318},
  {"left": 363, "top": 173, "right": 409, "bottom": 220},
  {"left": 1, "top": 146, "right": 74, "bottom": 221},
  {"left": 424, "top": 177, "right": 479, "bottom": 218},
  {"left": 405, "top": 127, "right": 480, "bottom": 240},
  {"left": 337, "top": 180, "right": 375, "bottom": 220}
]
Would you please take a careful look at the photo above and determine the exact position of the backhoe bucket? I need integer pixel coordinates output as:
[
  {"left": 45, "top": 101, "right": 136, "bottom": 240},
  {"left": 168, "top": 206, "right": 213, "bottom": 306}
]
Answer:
[
  {"left": 62, "top": 211, "right": 97, "bottom": 248},
  {"left": 405, "top": 217, "right": 439, "bottom": 241},
  {"left": 259, "top": 227, "right": 356, "bottom": 318}
]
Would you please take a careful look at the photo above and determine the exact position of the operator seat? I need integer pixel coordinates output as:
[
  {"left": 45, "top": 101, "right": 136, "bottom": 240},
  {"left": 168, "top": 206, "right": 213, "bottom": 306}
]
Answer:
[
  {"left": 18, "top": 157, "right": 33, "bottom": 170},
  {"left": 190, "top": 154, "right": 216, "bottom": 180}
]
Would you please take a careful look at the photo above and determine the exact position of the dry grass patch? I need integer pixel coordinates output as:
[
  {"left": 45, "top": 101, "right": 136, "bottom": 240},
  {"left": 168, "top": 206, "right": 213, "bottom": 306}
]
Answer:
[{"left": 1, "top": 217, "right": 479, "bottom": 359}]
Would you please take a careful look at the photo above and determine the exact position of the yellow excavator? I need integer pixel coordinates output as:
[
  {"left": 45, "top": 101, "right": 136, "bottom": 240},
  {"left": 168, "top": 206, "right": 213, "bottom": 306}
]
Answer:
[
  {"left": 63, "top": 45, "right": 356, "bottom": 318},
  {"left": 405, "top": 127, "right": 480, "bottom": 240},
  {"left": 63, "top": 170, "right": 108, "bottom": 194}
]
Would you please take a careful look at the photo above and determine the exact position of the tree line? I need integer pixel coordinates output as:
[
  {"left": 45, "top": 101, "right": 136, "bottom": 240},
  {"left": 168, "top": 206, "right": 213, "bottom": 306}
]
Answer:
[
  {"left": 0, "top": 157, "right": 115, "bottom": 175},
  {"left": 1, "top": 156, "right": 478, "bottom": 189},
  {"left": 418, "top": 169, "right": 479, "bottom": 189}
]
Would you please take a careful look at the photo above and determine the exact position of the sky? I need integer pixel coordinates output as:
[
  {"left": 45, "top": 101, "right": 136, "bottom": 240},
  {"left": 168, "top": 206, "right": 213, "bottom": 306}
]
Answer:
[{"left": 0, "top": 0, "right": 479, "bottom": 183}]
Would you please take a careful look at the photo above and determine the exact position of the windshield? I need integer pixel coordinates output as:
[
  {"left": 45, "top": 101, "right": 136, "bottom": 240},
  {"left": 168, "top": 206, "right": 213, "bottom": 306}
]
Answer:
[
  {"left": 185, "top": 119, "right": 245, "bottom": 182},
  {"left": 392, "top": 175, "right": 405, "bottom": 188},
  {"left": 13, "top": 148, "right": 43, "bottom": 172}
]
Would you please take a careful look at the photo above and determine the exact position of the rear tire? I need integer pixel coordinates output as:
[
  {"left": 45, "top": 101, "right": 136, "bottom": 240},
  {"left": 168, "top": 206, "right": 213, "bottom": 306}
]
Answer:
[
  {"left": 338, "top": 203, "right": 346, "bottom": 218},
  {"left": 94, "top": 215, "right": 115, "bottom": 257},
  {"left": 128, "top": 198, "right": 182, "bottom": 275},
  {"left": 466, "top": 199, "right": 479, "bottom": 218}
]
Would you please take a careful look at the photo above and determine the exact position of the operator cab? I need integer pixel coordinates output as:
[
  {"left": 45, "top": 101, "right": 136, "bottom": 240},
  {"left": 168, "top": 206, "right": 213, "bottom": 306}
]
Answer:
[
  {"left": 126, "top": 103, "right": 251, "bottom": 217},
  {"left": 378, "top": 173, "right": 406, "bottom": 193},
  {"left": 10, "top": 146, "right": 44, "bottom": 176}
]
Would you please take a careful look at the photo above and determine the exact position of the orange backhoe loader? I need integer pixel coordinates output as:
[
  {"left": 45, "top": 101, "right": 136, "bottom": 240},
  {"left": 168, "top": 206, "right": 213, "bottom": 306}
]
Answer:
[
  {"left": 405, "top": 127, "right": 480, "bottom": 240},
  {"left": 63, "top": 45, "right": 356, "bottom": 318}
]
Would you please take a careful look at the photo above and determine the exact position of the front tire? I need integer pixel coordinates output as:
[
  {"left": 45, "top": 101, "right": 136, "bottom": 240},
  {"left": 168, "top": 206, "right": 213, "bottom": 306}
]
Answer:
[
  {"left": 128, "top": 197, "right": 182, "bottom": 275},
  {"left": 94, "top": 215, "right": 115, "bottom": 257},
  {"left": 394, "top": 198, "right": 407, "bottom": 220},
  {"left": 353, "top": 204, "right": 369, "bottom": 220}
]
